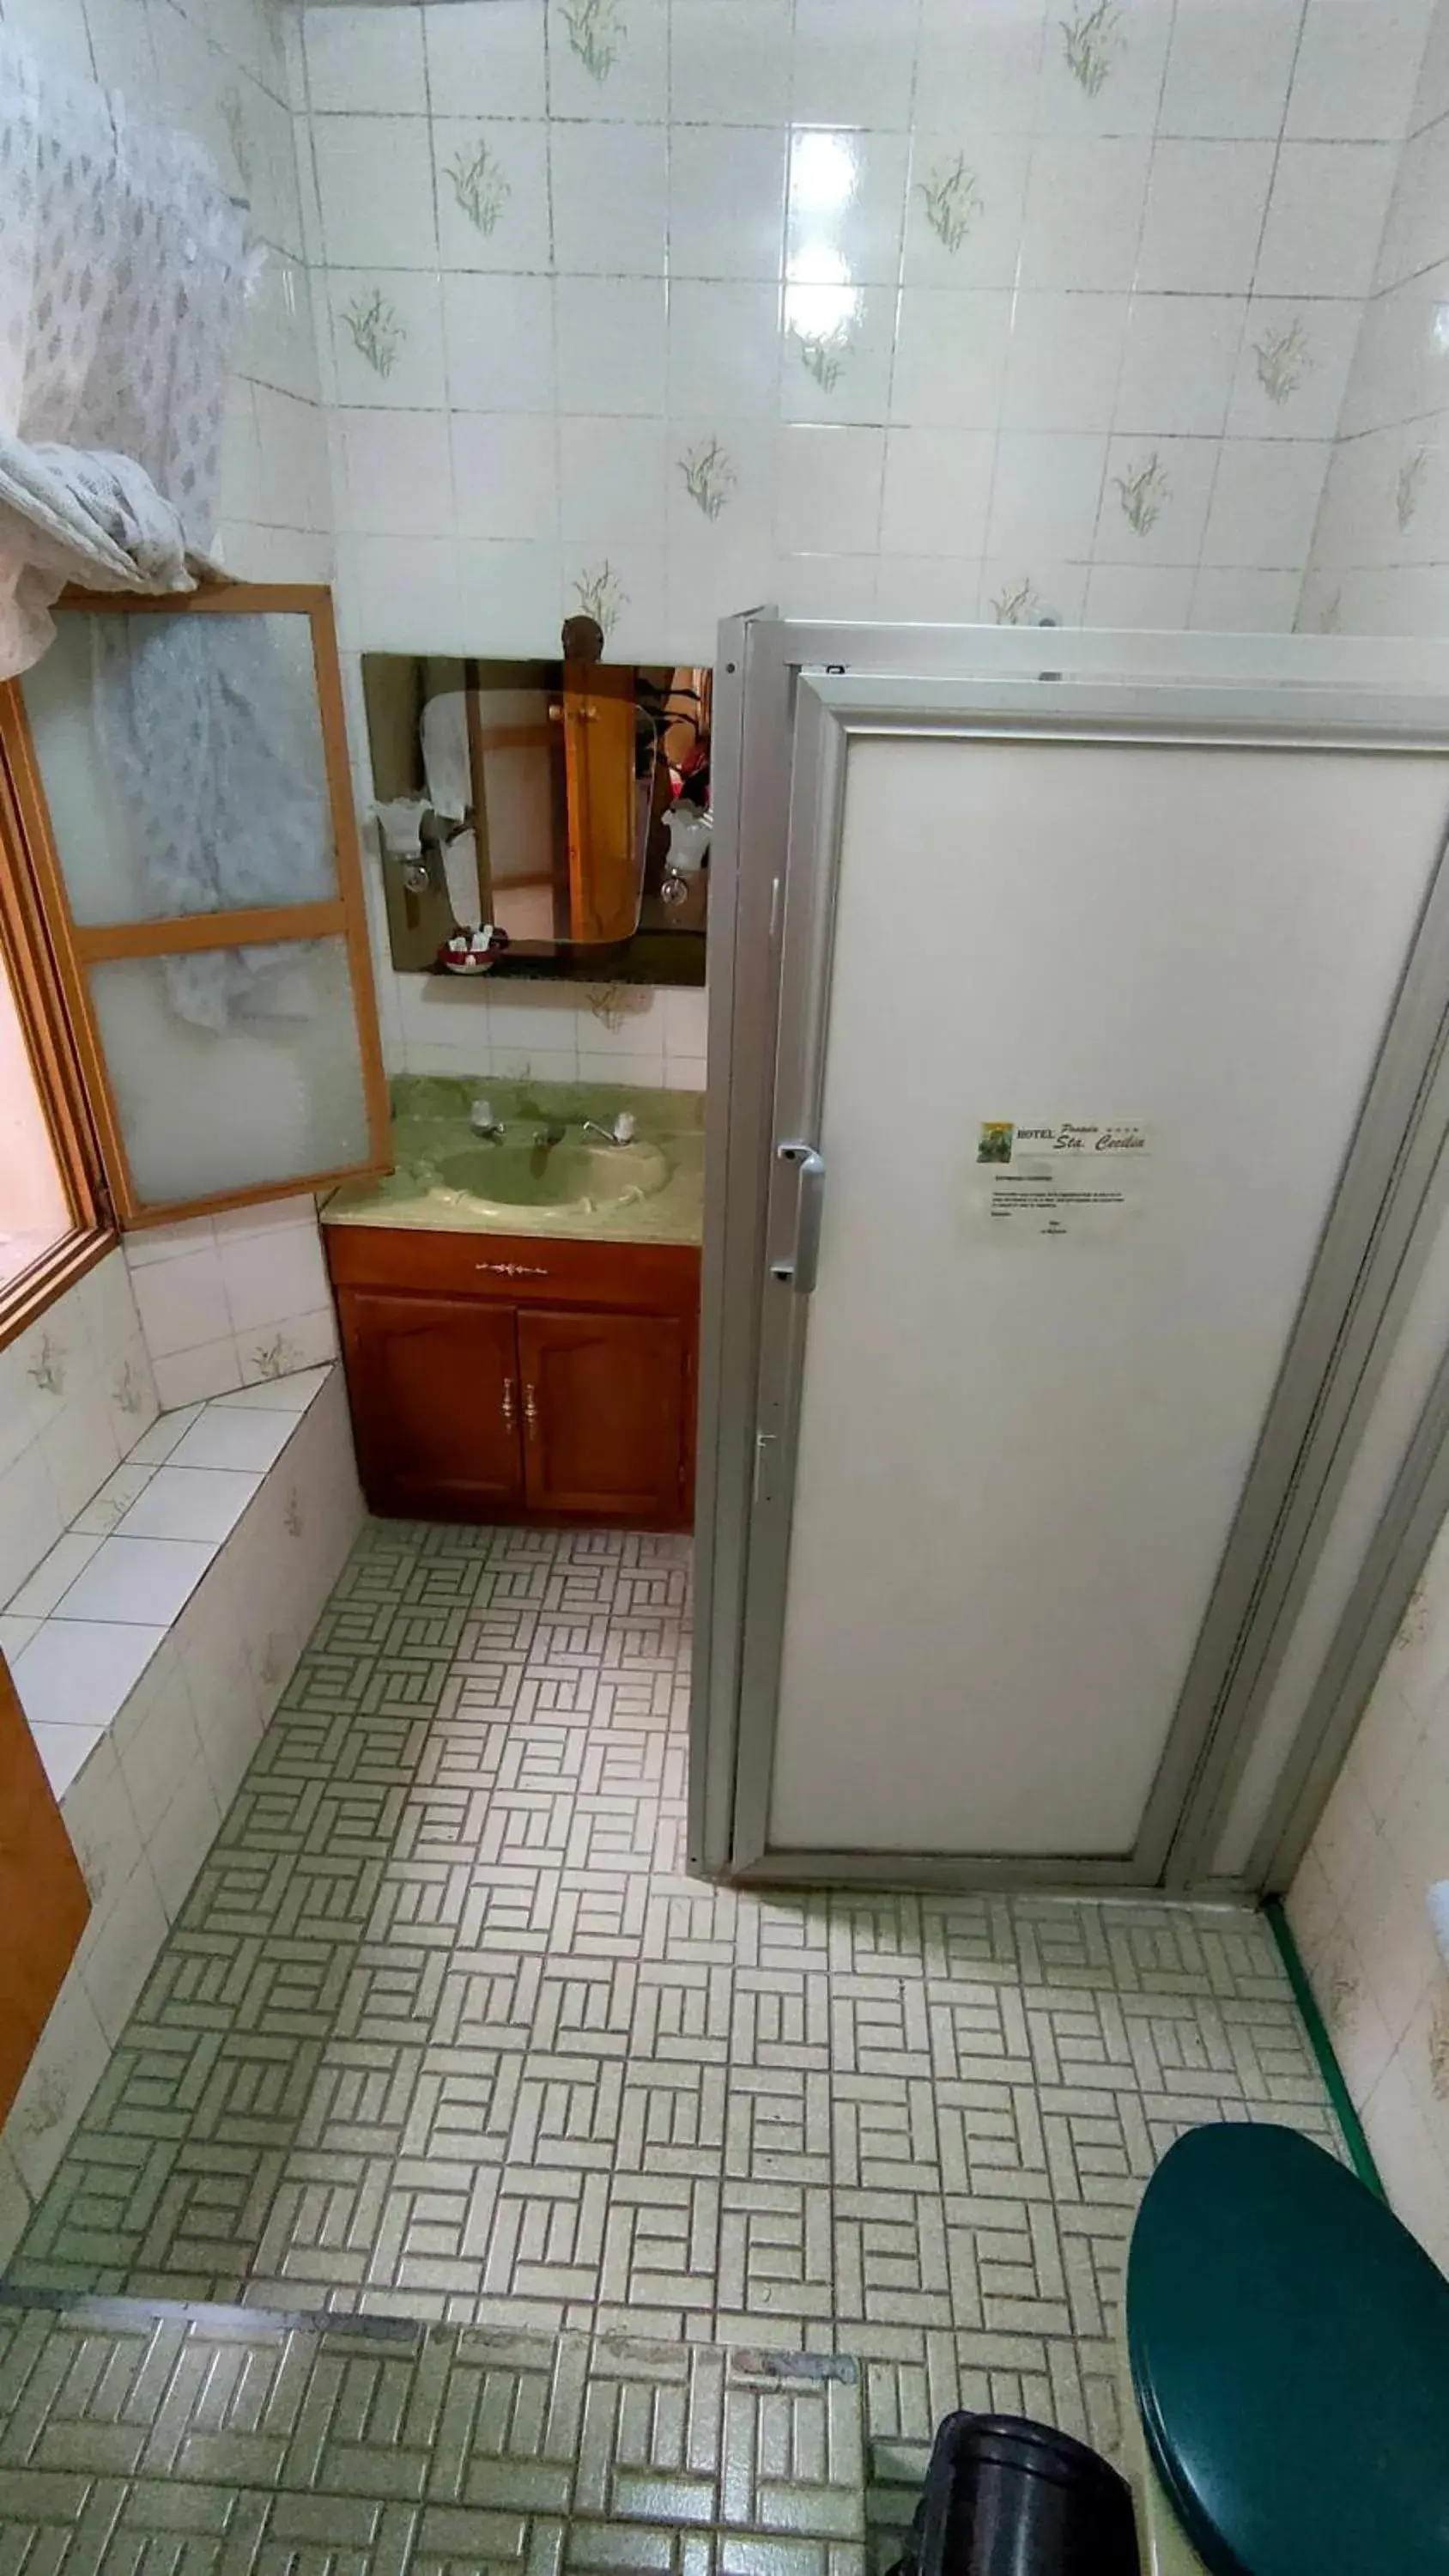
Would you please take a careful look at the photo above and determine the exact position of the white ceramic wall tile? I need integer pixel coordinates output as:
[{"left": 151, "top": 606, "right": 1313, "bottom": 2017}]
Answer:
[
  {"left": 547, "top": 0, "right": 667, "bottom": 123},
  {"left": 433, "top": 118, "right": 552, "bottom": 272},
  {"left": 1018, "top": 138, "right": 1153, "bottom": 291},
  {"left": 1285, "top": 0, "right": 1436, "bottom": 145},
  {"left": 914, "top": 0, "right": 1046, "bottom": 136},
  {"left": 336, "top": 411, "right": 455, "bottom": 538},
  {"left": 116, "top": 1465, "right": 263, "bottom": 1546},
  {"left": 1256, "top": 143, "right": 1400, "bottom": 298},
  {"left": 1115, "top": 295, "right": 1246, "bottom": 436},
  {"left": 446, "top": 272, "right": 558, "bottom": 410},
  {"left": 1158, "top": 0, "right": 1306, "bottom": 140},
  {"left": 791, "top": 0, "right": 919, "bottom": 130},
  {"left": 326, "top": 270, "right": 448, "bottom": 410},
  {"left": 54, "top": 1536, "right": 218, "bottom": 1629},
  {"left": 167, "top": 1405, "right": 305, "bottom": 1474},
  {"left": 305, "top": 3, "right": 427, "bottom": 115},
  {"left": 423, "top": 1, "right": 549, "bottom": 121},
  {"left": 1001, "top": 293, "right": 1129, "bottom": 431},
  {"left": 12, "top": 1619, "right": 166, "bottom": 1733},
  {"left": 670, "top": 0, "right": 792, "bottom": 127},
  {"left": 1136, "top": 141, "right": 1277, "bottom": 295},
  {"left": 313, "top": 116, "right": 440, "bottom": 269},
  {"left": 902, "top": 131, "right": 1031, "bottom": 291},
  {"left": 675, "top": 125, "right": 786, "bottom": 281}
]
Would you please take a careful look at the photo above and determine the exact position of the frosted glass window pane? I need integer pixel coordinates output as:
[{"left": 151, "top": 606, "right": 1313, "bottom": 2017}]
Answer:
[
  {"left": 22, "top": 615, "right": 336, "bottom": 927},
  {"left": 90, "top": 940, "right": 369, "bottom": 1206}
]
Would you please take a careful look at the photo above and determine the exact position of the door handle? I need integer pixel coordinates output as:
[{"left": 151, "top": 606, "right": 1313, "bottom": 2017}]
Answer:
[
  {"left": 501, "top": 1376, "right": 516, "bottom": 1429},
  {"left": 771, "top": 1141, "right": 827, "bottom": 1294},
  {"left": 524, "top": 1383, "right": 539, "bottom": 1437}
]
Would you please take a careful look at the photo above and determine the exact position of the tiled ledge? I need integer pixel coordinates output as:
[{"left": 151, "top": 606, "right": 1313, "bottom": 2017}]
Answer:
[
  {"left": 3, "top": 1369, "right": 334, "bottom": 1801},
  {"left": 0, "top": 1367, "right": 366, "bottom": 2226}
]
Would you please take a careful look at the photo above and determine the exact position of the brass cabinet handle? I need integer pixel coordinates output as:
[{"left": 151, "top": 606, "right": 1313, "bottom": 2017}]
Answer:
[
  {"left": 501, "top": 1377, "right": 516, "bottom": 1429},
  {"left": 524, "top": 1383, "right": 538, "bottom": 1436}
]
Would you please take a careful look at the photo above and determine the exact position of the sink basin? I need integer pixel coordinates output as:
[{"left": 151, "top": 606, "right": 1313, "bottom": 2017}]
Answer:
[{"left": 436, "top": 1133, "right": 670, "bottom": 1213}]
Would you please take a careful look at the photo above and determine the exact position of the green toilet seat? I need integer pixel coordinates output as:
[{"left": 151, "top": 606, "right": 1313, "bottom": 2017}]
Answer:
[{"left": 1126, "top": 2123, "right": 1449, "bottom": 2576}]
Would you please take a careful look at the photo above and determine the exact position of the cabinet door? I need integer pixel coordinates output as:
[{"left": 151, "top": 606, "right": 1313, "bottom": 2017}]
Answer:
[
  {"left": 343, "top": 1291, "right": 524, "bottom": 1516},
  {"left": 518, "top": 1309, "right": 688, "bottom": 1525},
  {"left": 0, "top": 1653, "right": 90, "bottom": 2124}
]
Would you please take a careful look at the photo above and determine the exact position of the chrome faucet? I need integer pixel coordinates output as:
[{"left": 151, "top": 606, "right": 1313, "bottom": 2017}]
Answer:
[
  {"left": 470, "top": 1097, "right": 506, "bottom": 1142},
  {"left": 582, "top": 1111, "right": 638, "bottom": 1146}
]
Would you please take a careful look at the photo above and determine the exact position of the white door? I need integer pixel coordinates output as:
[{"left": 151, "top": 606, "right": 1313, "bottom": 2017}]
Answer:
[{"left": 736, "top": 684, "right": 1449, "bottom": 1873}]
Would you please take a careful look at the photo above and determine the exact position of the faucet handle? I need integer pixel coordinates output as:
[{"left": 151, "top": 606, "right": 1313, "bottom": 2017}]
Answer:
[{"left": 613, "top": 1111, "right": 637, "bottom": 1144}]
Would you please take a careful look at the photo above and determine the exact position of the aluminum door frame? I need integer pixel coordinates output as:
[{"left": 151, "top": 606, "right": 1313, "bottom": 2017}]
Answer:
[{"left": 690, "top": 612, "right": 1449, "bottom": 1891}]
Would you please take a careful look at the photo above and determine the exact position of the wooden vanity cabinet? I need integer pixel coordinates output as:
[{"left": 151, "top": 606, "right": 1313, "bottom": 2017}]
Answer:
[{"left": 327, "top": 1227, "right": 700, "bottom": 1531}]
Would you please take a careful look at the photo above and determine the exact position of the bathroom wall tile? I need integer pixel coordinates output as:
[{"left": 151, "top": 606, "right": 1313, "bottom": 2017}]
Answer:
[
  {"left": 673, "top": 125, "right": 787, "bottom": 281},
  {"left": 546, "top": 0, "right": 668, "bottom": 122},
  {"left": 670, "top": 0, "right": 791, "bottom": 126},
  {"left": 1036, "top": 0, "right": 1175, "bottom": 137},
  {"left": 313, "top": 114, "right": 440, "bottom": 269},
  {"left": 115, "top": 1641, "right": 205, "bottom": 1844},
  {"left": 0, "top": 1615, "right": 40, "bottom": 1662},
  {"left": 326, "top": 270, "right": 447, "bottom": 410},
  {"left": 305, "top": 3, "right": 427, "bottom": 114},
  {"left": 12, "top": 1618, "right": 166, "bottom": 1732},
  {"left": 666, "top": 419, "right": 774, "bottom": 552},
  {"left": 455, "top": 539, "right": 566, "bottom": 653},
  {"left": 116, "top": 1466, "right": 263, "bottom": 1546},
  {"left": 1285, "top": 0, "right": 1435, "bottom": 144},
  {"left": 336, "top": 410, "right": 455, "bottom": 539},
  {"left": 1200, "top": 437, "right": 1334, "bottom": 564},
  {"left": 84, "top": 0, "right": 159, "bottom": 95},
  {"left": 125, "top": 1405, "right": 204, "bottom": 1467},
  {"left": 666, "top": 532, "right": 775, "bottom": 653},
  {"left": 555, "top": 276, "right": 668, "bottom": 415},
  {"left": 774, "top": 423, "right": 885, "bottom": 555},
  {"left": 550, "top": 121, "right": 669, "bottom": 276},
  {"left": 1255, "top": 143, "right": 1400, "bottom": 298},
  {"left": 1096, "top": 434, "right": 1223, "bottom": 564},
  {"left": 1159, "top": 0, "right": 1305, "bottom": 140},
  {"left": 433, "top": 118, "right": 552, "bottom": 272},
  {"left": 53, "top": 1535, "right": 217, "bottom": 1629},
  {"left": 562, "top": 539, "right": 667, "bottom": 653},
  {"left": 915, "top": 0, "right": 1046, "bottom": 135},
  {"left": 988, "top": 430, "right": 1108, "bottom": 562},
  {"left": 774, "top": 550, "right": 881, "bottom": 618},
  {"left": 252, "top": 387, "right": 333, "bottom": 532},
  {"left": 1002, "top": 292, "right": 1129, "bottom": 432},
  {"left": 779, "top": 284, "right": 896, "bottom": 428},
  {"left": 873, "top": 553, "right": 984, "bottom": 620},
  {"left": 39, "top": 1384, "right": 122, "bottom": 1528},
  {"left": 445, "top": 272, "right": 559, "bottom": 412},
  {"left": 215, "top": 1212, "right": 332, "bottom": 1338},
  {"left": 217, "top": 1366, "right": 333, "bottom": 1418},
  {"left": 1187, "top": 567, "right": 1307, "bottom": 629},
  {"left": 61, "top": 1729, "right": 142, "bottom": 1923},
  {"left": 128, "top": 1244, "right": 232, "bottom": 1362},
  {"left": 1018, "top": 137, "right": 1153, "bottom": 291},
  {"left": 1375, "top": 114, "right": 1449, "bottom": 291},
  {"left": 669, "top": 282, "right": 784, "bottom": 419},
  {"left": 889, "top": 289, "right": 1014, "bottom": 427},
  {"left": 169, "top": 1403, "right": 304, "bottom": 1476},
  {"left": 979, "top": 555, "right": 1089, "bottom": 624},
  {"left": 1227, "top": 299, "right": 1365, "bottom": 441},
  {"left": 902, "top": 132, "right": 1031, "bottom": 290},
  {"left": 9, "top": 1533, "right": 105, "bottom": 1620},
  {"left": 336, "top": 533, "right": 464, "bottom": 653},
  {"left": 791, "top": 0, "right": 919, "bottom": 129},
  {"left": 1083, "top": 562, "right": 1197, "bottom": 626},
  {"left": 1135, "top": 141, "right": 1277, "bottom": 295},
  {"left": 147, "top": 1761, "right": 225, "bottom": 1922},
  {"left": 1115, "top": 295, "right": 1246, "bottom": 436},
  {"left": 561, "top": 416, "right": 670, "bottom": 544},
  {"left": 452, "top": 414, "right": 561, "bottom": 543},
  {"left": 152, "top": 1339, "right": 245, "bottom": 1411},
  {"left": 786, "top": 128, "right": 910, "bottom": 291},
  {"left": 423, "top": 0, "right": 549, "bottom": 120},
  {"left": 0, "top": 1446, "right": 64, "bottom": 1613},
  {"left": 578, "top": 1049, "right": 668, "bottom": 1087},
  {"left": 880, "top": 428, "right": 996, "bottom": 557},
  {"left": 76, "top": 1856, "right": 169, "bottom": 2047},
  {"left": 4, "top": 1969, "right": 109, "bottom": 2200}
]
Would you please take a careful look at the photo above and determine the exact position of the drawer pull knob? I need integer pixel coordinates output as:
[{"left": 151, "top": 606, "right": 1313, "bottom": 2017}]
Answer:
[{"left": 475, "top": 1261, "right": 550, "bottom": 1278}]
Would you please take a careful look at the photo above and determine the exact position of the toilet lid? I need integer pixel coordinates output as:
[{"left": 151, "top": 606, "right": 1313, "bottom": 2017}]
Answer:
[{"left": 1127, "top": 2124, "right": 1449, "bottom": 2576}]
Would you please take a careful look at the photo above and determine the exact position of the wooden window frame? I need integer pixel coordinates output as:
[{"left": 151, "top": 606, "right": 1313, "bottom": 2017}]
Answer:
[
  {"left": 0, "top": 721, "right": 114, "bottom": 1357},
  {"left": 0, "top": 581, "right": 390, "bottom": 1232}
]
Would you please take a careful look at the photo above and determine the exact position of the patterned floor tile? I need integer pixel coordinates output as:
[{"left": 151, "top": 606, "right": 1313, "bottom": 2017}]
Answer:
[{"left": 9, "top": 1522, "right": 1343, "bottom": 2393}]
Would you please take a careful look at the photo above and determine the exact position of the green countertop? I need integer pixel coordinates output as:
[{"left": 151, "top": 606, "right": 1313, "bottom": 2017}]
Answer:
[{"left": 322, "top": 1075, "right": 705, "bottom": 1249}]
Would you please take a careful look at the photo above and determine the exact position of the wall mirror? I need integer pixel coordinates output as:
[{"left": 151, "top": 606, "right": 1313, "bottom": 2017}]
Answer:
[{"left": 362, "top": 653, "right": 710, "bottom": 988}]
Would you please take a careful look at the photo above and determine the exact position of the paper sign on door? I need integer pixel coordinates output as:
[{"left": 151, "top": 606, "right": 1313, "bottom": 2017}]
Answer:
[{"left": 970, "top": 1120, "right": 1151, "bottom": 1238}]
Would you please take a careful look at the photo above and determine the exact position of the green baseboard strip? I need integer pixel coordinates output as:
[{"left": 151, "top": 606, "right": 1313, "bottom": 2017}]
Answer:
[{"left": 1264, "top": 1896, "right": 1386, "bottom": 2202}]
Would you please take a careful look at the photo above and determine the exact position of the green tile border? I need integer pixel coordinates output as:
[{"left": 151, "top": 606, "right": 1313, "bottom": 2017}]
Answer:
[{"left": 1263, "top": 1897, "right": 1385, "bottom": 2202}]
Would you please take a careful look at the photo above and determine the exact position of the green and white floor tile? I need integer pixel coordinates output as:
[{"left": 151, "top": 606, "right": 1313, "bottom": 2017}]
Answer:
[{"left": 0, "top": 1521, "right": 1346, "bottom": 2561}]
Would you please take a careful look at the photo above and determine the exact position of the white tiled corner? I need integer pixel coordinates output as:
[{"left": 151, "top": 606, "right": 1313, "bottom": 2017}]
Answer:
[
  {"left": 51, "top": 1538, "right": 218, "bottom": 1631},
  {"left": 166, "top": 1406, "right": 304, "bottom": 1475}
]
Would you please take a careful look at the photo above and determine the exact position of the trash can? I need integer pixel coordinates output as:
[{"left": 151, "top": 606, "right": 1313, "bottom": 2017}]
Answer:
[{"left": 886, "top": 2411, "right": 1139, "bottom": 2576}]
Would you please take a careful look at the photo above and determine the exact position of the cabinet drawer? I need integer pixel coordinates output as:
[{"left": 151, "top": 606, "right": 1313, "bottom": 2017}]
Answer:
[{"left": 326, "top": 1223, "right": 700, "bottom": 1317}]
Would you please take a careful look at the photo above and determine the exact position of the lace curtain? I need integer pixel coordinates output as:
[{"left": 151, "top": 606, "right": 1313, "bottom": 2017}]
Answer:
[{"left": 0, "top": 32, "right": 251, "bottom": 676}]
